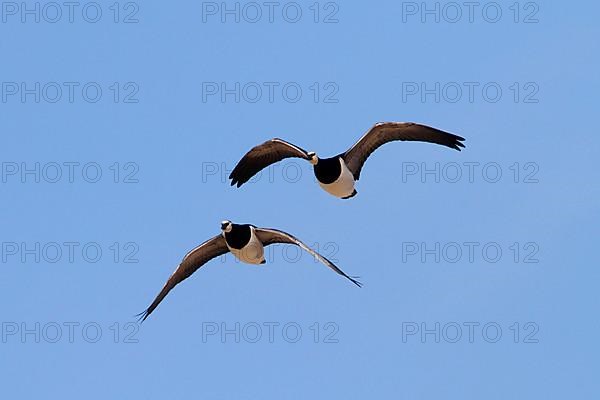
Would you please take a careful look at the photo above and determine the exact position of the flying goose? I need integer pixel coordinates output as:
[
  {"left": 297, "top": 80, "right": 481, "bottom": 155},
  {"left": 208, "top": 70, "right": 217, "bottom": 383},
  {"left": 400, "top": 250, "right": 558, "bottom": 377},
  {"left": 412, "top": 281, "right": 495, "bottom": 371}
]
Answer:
[
  {"left": 229, "top": 122, "right": 465, "bottom": 199},
  {"left": 137, "top": 221, "right": 361, "bottom": 321}
]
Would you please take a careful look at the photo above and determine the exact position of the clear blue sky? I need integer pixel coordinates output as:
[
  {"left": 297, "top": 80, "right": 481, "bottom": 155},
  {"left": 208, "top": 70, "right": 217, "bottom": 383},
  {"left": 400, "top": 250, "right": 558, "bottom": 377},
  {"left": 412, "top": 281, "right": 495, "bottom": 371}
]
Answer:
[{"left": 1, "top": 1, "right": 599, "bottom": 398}]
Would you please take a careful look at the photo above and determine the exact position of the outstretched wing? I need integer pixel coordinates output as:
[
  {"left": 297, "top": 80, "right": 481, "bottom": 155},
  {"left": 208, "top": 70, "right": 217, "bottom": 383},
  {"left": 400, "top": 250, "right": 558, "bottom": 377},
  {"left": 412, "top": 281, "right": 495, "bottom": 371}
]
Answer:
[
  {"left": 254, "top": 227, "right": 362, "bottom": 287},
  {"left": 137, "top": 235, "right": 229, "bottom": 322},
  {"left": 229, "top": 139, "right": 311, "bottom": 187},
  {"left": 342, "top": 122, "right": 466, "bottom": 180}
]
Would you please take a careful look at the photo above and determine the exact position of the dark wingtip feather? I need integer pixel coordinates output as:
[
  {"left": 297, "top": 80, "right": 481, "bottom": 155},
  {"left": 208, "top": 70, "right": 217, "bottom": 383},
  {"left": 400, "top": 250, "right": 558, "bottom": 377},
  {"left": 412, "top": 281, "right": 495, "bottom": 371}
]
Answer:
[
  {"left": 134, "top": 310, "right": 150, "bottom": 324},
  {"left": 350, "top": 276, "right": 363, "bottom": 288},
  {"left": 451, "top": 135, "right": 466, "bottom": 151}
]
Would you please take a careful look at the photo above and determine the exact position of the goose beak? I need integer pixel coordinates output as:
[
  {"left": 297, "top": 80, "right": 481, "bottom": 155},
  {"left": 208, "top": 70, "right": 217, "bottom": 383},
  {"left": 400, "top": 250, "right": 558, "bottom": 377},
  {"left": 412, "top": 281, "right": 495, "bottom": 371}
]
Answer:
[{"left": 221, "top": 222, "right": 228, "bottom": 230}]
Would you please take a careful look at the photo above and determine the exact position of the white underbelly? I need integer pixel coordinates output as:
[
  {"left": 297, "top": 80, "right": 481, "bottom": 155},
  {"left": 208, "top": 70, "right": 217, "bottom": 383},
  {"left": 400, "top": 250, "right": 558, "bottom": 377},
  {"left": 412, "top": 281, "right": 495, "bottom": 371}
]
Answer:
[
  {"left": 319, "top": 159, "right": 355, "bottom": 198},
  {"left": 229, "top": 229, "right": 265, "bottom": 265}
]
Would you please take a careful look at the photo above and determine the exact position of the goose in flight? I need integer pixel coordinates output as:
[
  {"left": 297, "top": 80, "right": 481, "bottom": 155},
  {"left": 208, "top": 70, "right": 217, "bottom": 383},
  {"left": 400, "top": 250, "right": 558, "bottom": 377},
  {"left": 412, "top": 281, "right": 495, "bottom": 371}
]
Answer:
[
  {"left": 137, "top": 221, "right": 361, "bottom": 321},
  {"left": 229, "top": 122, "right": 465, "bottom": 199}
]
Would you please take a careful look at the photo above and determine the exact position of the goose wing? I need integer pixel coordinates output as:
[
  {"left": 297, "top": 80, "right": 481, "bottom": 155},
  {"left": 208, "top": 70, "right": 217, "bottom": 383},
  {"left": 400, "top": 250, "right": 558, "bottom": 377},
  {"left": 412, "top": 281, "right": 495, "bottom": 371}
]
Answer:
[
  {"left": 254, "top": 227, "right": 362, "bottom": 287},
  {"left": 137, "top": 235, "right": 229, "bottom": 321},
  {"left": 342, "top": 122, "right": 465, "bottom": 180},
  {"left": 229, "top": 139, "right": 311, "bottom": 187}
]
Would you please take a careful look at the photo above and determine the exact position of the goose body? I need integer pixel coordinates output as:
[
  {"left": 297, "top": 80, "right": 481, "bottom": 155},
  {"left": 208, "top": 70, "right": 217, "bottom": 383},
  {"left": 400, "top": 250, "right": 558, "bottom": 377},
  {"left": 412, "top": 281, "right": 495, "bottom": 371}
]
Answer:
[
  {"left": 223, "top": 223, "right": 265, "bottom": 265},
  {"left": 314, "top": 156, "right": 357, "bottom": 199}
]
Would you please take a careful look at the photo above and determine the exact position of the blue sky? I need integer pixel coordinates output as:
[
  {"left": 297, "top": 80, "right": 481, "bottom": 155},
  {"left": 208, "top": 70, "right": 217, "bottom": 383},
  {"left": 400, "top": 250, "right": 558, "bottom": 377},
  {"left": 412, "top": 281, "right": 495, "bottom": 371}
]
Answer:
[{"left": 1, "top": 1, "right": 599, "bottom": 398}]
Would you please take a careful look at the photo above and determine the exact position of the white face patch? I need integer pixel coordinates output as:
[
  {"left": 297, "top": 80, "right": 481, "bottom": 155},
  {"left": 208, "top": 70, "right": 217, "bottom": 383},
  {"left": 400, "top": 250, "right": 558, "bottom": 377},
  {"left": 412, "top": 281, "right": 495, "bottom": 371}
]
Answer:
[{"left": 221, "top": 220, "right": 233, "bottom": 233}]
